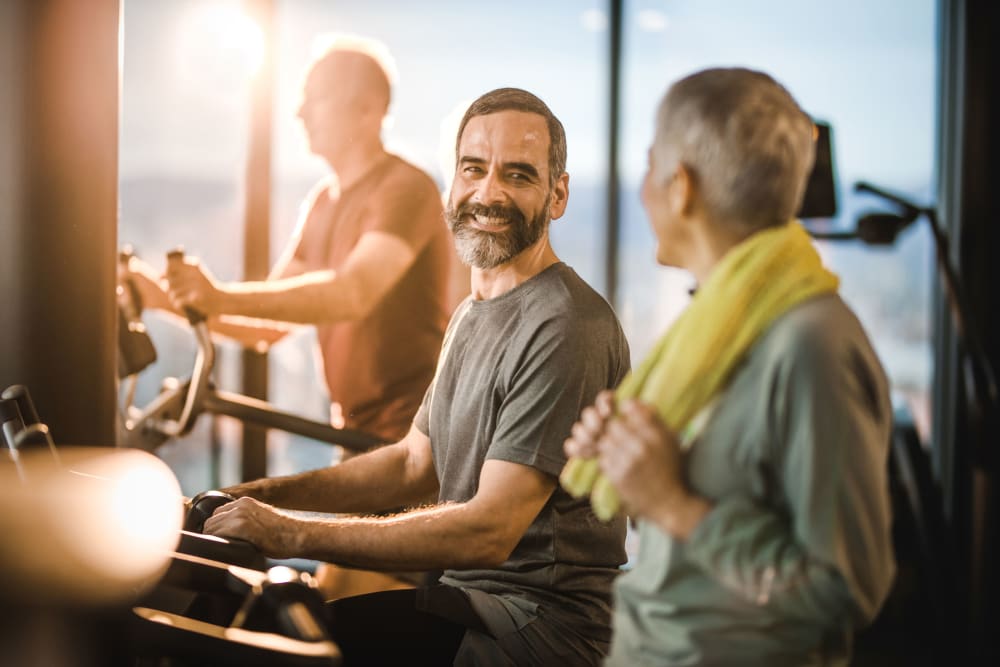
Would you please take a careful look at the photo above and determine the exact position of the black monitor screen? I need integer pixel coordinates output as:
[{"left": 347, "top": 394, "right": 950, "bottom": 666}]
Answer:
[{"left": 798, "top": 120, "right": 837, "bottom": 219}]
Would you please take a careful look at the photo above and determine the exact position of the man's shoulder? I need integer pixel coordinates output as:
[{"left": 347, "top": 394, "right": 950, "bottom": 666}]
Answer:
[
  {"left": 518, "top": 265, "right": 626, "bottom": 349},
  {"left": 529, "top": 264, "right": 617, "bottom": 318},
  {"left": 380, "top": 153, "right": 441, "bottom": 196},
  {"left": 302, "top": 174, "right": 338, "bottom": 207}
]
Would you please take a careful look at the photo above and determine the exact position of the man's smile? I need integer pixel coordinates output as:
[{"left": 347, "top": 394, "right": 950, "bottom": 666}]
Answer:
[{"left": 470, "top": 213, "right": 513, "bottom": 231}]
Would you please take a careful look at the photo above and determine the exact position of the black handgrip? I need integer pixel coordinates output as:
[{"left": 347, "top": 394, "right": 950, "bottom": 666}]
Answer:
[
  {"left": 12, "top": 423, "right": 55, "bottom": 452},
  {"left": 1, "top": 397, "right": 26, "bottom": 448},
  {"left": 0, "top": 397, "right": 22, "bottom": 424},
  {"left": 184, "top": 490, "right": 237, "bottom": 533},
  {"left": 118, "top": 307, "right": 158, "bottom": 379},
  {"left": 166, "top": 248, "right": 208, "bottom": 325},
  {"left": 2, "top": 384, "right": 41, "bottom": 426}
]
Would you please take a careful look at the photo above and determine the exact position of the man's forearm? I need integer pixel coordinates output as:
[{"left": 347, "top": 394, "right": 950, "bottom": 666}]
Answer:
[
  {"left": 218, "top": 271, "right": 360, "bottom": 324},
  {"left": 291, "top": 502, "right": 509, "bottom": 572},
  {"left": 287, "top": 459, "right": 555, "bottom": 572},
  {"left": 209, "top": 315, "right": 292, "bottom": 350},
  {"left": 224, "top": 442, "right": 435, "bottom": 515}
]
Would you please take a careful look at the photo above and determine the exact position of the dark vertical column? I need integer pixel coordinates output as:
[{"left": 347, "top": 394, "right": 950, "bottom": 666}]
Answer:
[
  {"left": 934, "top": 0, "right": 963, "bottom": 526},
  {"left": 0, "top": 0, "right": 119, "bottom": 447},
  {"left": 956, "top": 0, "right": 1000, "bottom": 661},
  {"left": 936, "top": 0, "right": 1000, "bottom": 662},
  {"left": 605, "top": 0, "right": 623, "bottom": 307},
  {"left": 240, "top": 0, "right": 276, "bottom": 482}
]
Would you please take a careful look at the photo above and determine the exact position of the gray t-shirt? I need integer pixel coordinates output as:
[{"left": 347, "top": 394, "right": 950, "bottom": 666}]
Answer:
[
  {"left": 414, "top": 262, "right": 630, "bottom": 665},
  {"left": 608, "top": 294, "right": 895, "bottom": 667}
]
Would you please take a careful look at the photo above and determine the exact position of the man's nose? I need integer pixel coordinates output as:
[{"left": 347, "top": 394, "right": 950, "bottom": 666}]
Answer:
[{"left": 472, "top": 170, "right": 508, "bottom": 206}]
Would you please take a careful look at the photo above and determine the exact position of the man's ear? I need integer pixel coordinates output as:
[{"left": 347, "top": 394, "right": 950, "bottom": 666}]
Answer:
[{"left": 549, "top": 172, "right": 570, "bottom": 221}]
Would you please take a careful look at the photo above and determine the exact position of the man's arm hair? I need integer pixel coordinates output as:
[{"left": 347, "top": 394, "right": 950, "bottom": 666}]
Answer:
[
  {"left": 284, "top": 458, "right": 556, "bottom": 572},
  {"left": 223, "top": 423, "right": 439, "bottom": 515}
]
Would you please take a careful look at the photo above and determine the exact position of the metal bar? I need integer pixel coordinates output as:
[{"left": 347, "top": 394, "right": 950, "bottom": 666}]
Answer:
[
  {"left": 605, "top": 0, "right": 623, "bottom": 306},
  {"left": 204, "top": 391, "right": 382, "bottom": 452},
  {"left": 240, "top": 0, "right": 276, "bottom": 482}
]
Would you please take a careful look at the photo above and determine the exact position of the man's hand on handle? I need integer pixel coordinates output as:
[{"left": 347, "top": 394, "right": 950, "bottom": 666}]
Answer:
[
  {"left": 165, "top": 256, "right": 224, "bottom": 316},
  {"left": 203, "top": 496, "right": 302, "bottom": 559}
]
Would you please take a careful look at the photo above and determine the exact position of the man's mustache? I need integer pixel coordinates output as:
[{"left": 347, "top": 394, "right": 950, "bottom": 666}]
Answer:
[{"left": 451, "top": 202, "right": 527, "bottom": 227}]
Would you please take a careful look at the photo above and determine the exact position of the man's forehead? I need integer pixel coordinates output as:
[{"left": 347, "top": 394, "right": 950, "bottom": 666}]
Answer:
[
  {"left": 459, "top": 111, "right": 550, "bottom": 160},
  {"left": 305, "top": 52, "right": 374, "bottom": 92}
]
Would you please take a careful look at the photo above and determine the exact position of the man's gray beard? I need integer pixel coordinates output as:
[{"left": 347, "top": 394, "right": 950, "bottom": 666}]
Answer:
[
  {"left": 448, "top": 200, "right": 551, "bottom": 270},
  {"left": 451, "top": 224, "right": 541, "bottom": 269}
]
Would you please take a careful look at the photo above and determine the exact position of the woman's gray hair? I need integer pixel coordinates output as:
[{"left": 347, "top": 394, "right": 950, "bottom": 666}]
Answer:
[{"left": 652, "top": 68, "right": 816, "bottom": 230}]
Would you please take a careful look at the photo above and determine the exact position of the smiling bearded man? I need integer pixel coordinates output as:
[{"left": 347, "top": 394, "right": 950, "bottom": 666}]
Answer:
[{"left": 201, "top": 87, "right": 630, "bottom": 666}]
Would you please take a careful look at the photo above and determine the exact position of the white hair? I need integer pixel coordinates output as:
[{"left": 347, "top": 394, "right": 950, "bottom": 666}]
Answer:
[{"left": 652, "top": 67, "right": 816, "bottom": 230}]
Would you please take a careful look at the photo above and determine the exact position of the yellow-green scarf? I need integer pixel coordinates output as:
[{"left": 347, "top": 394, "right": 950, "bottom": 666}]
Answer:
[{"left": 560, "top": 220, "right": 839, "bottom": 520}]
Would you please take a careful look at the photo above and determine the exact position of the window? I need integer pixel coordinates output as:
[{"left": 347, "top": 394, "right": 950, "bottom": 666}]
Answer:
[
  {"left": 267, "top": 0, "right": 613, "bottom": 473},
  {"left": 120, "top": 0, "right": 611, "bottom": 485},
  {"left": 120, "top": 0, "right": 262, "bottom": 492},
  {"left": 618, "top": 0, "right": 938, "bottom": 440},
  {"left": 121, "top": 0, "right": 938, "bottom": 488}
]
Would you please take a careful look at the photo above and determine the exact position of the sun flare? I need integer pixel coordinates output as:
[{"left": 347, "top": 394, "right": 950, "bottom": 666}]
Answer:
[{"left": 177, "top": 2, "right": 265, "bottom": 82}]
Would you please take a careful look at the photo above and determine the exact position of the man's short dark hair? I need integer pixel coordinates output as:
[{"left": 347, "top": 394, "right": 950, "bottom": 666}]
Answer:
[{"left": 456, "top": 88, "right": 567, "bottom": 188}]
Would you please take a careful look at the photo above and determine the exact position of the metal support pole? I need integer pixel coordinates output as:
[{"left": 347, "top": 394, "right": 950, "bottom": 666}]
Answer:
[
  {"left": 239, "top": 0, "right": 276, "bottom": 482},
  {"left": 605, "top": 0, "right": 623, "bottom": 307}
]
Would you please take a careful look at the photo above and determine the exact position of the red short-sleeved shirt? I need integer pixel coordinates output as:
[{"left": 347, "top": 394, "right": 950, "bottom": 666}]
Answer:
[{"left": 292, "top": 154, "right": 451, "bottom": 442}]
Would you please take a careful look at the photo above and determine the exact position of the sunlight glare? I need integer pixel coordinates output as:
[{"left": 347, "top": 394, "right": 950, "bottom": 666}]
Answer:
[
  {"left": 0, "top": 448, "right": 183, "bottom": 604},
  {"left": 177, "top": 2, "right": 265, "bottom": 84},
  {"left": 62, "top": 450, "right": 183, "bottom": 583}
]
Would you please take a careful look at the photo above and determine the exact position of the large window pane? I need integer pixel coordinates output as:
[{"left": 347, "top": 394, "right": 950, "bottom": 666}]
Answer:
[
  {"left": 266, "top": 1, "right": 612, "bottom": 472},
  {"left": 120, "top": 0, "right": 260, "bottom": 492},
  {"left": 270, "top": 0, "right": 610, "bottom": 287},
  {"left": 618, "top": 0, "right": 937, "bottom": 440},
  {"left": 120, "top": 0, "right": 611, "bottom": 483}
]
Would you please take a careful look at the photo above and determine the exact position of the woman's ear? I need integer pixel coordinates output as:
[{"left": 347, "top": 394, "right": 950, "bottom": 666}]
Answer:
[{"left": 669, "top": 163, "right": 695, "bottom": 216}]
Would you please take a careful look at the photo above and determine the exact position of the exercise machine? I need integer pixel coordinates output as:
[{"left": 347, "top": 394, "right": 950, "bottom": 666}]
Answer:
[
  {"left": 129, "top": 489, "right": 342, "bottom": 666},
  {"left": 117, "top": 247, "right": 382, "bottom": 458},
  {"left": 1, "top": 385, "right": 342, "bottom": 666}
]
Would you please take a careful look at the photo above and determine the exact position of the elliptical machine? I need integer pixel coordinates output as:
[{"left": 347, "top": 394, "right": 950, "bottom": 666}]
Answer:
[{"left": 117, "top": 247, "right": 382, "bottom": 458}]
